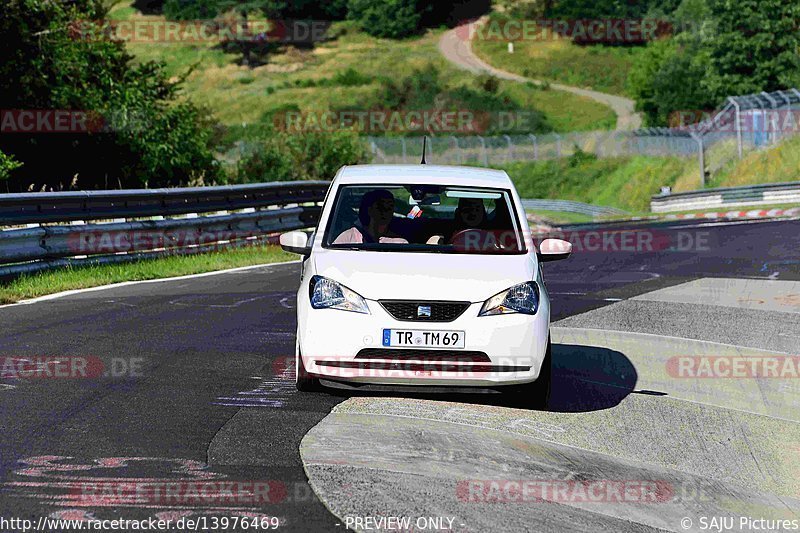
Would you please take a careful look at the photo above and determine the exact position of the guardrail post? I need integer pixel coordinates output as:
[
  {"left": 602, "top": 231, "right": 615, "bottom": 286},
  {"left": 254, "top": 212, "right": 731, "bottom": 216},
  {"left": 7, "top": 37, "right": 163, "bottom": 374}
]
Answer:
[
  {"left": 689, "top": 132, "right": 705, "bottom": 188},
  {"left": 528, "top": 134, "right": 538, "bottom": 160}
]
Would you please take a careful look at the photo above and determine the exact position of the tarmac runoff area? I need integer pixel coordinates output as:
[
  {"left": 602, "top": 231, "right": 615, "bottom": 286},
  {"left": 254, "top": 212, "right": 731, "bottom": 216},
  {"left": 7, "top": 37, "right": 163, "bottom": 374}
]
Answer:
[{"left": 298, "top": 278, "right": 800, "bottom": 532}]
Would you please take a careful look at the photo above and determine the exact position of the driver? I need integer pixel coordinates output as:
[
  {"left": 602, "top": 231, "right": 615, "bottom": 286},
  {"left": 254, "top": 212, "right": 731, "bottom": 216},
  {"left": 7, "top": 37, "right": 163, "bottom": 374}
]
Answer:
[
  {"left": 447, "top": 197, "right": 488, "bottom": 243},
  {"left": 334, "top": 189, "right": 409, "bottom": 244}
]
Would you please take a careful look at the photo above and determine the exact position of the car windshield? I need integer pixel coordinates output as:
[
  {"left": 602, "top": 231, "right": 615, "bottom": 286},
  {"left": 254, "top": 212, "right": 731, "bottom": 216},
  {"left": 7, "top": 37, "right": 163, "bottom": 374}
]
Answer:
[{"left": 323, "top": 185, "right": 526, "bottom": 254}]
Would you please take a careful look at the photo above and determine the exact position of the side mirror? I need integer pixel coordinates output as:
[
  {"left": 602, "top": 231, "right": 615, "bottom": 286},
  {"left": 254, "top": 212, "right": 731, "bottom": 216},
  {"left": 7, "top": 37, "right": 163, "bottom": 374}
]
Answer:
[
  {"left": 280, "top": 231, "right": 311, "bottom": 256},
  {"left": 537, "top": 238, "right": 572, "bottom": 262}
]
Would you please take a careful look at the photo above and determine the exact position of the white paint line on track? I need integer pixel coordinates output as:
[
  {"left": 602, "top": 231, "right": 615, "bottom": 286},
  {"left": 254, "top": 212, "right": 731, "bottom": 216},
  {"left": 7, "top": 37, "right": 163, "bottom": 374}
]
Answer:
[
  {"left": 550, "top": 292, "right": 587, "bottom": 296},
  {"left": 664, "top": 216, "right": 800, "bottom": 230},
  {"left": 0, "top": 260, "right": 301, "bottom": 310}
]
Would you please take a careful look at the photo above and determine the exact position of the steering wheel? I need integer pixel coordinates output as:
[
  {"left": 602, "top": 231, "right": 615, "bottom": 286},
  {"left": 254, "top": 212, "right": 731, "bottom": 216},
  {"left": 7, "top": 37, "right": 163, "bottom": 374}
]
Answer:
[{"left": 450, "top": 229, "right": 499, "bottom": 251}]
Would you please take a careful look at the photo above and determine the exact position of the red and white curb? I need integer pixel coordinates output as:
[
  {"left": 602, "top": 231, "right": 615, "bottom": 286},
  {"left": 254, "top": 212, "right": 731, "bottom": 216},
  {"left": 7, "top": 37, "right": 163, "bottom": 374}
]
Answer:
[{"left": 664, "top": 207, "right": 800, "bottom": 220}]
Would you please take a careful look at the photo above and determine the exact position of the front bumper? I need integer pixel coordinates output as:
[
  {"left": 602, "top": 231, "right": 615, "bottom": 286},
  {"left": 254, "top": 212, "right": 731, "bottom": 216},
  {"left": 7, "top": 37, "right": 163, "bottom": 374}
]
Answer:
[{"left": 298, "top": 298, "right": 550, "bottom": 387}]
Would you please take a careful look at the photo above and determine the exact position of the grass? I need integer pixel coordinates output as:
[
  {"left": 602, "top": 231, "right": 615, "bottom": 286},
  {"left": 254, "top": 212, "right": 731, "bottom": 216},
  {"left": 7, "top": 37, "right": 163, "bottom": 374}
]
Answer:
[
  {"left": 0, "top": 245, "right": 295, "bottom": 304},
  {"left": 705, "top": 136, "right": 800, "bottom": 189},
  {"left": 111, "top": 4, "right": 615, "bottom": 133},
  {"left": 499, "top": 154, "right": 696, "bottom": 212},
  {"left": 526, "top": 209, "right": 597, "bottom": 224},
  {"left": 499, "top": 131, "right": 800, "bottom": 213},
  {"left": 472, "top": 15, "right": 648, "bottom": 97}
]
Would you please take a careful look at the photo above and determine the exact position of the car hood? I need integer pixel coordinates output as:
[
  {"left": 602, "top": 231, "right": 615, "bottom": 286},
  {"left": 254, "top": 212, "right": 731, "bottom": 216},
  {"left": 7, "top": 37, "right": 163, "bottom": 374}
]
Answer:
[{"left": 313, "top": 250, "right": 536, "bottom": 302}]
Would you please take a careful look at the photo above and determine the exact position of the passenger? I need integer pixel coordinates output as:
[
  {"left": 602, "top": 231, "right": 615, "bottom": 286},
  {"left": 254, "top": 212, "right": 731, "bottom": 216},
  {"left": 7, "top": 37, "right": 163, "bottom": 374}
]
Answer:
[{"left": 334, "top": 189, "right": 409, "bottom": 244}]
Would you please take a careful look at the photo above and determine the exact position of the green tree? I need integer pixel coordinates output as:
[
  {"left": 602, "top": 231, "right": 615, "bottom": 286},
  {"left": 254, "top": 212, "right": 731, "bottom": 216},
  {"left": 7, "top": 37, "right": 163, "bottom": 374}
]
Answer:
[
  {"left": 701, "top": 0, "right": 800, "bottom": 100},
  {"left": 0, "top": 0, "right": 220, "bottom": 190},
  {"left": 629, "top": 38, "right": 715, "bottom": 126}
]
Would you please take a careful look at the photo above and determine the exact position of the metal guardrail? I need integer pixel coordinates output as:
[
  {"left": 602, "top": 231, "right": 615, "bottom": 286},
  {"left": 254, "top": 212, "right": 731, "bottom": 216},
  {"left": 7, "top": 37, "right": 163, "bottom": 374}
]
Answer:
[
  {"left": 0, "top": 182, "right": 327, "bottom": 226},
  {"left": 0, "top": 182, "right": 329, "bottom": 278},
  {"left": 521, "top": 199, "right": 627, "bottom": 218},
  {"left": 650, "top": 181, "right": 800, "bottom": 213}
]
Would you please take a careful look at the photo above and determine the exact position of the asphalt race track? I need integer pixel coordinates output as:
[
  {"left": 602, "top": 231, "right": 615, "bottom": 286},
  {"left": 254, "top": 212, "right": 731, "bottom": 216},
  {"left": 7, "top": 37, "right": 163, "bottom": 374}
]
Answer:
[{"left": 0, "top": 217, "right": 798, "bottom": 532}]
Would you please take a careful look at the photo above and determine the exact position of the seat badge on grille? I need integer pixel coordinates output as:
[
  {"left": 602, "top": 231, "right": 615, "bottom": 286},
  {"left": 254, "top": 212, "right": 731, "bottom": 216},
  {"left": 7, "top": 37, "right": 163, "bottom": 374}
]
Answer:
[{"left": 417, "top": 305, "right": 432, "bottom": 318}]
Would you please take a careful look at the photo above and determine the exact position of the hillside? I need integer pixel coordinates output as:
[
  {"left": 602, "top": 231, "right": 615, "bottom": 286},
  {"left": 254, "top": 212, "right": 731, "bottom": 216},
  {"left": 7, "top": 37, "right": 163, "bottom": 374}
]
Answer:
[
  {"left": 112, "top": 4, "right": 616, "bottom": 134},
  {"left": 496, "top": 135, "right": 800, "bottom": 213},
  {"left": 471, "top": 15, "right": 647, "bottom": 97}
]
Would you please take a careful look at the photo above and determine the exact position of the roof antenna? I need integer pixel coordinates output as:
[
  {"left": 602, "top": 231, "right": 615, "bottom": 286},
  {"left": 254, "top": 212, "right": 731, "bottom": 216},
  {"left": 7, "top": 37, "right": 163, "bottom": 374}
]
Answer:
[{"left": 420, "top": 136, "right": 428, "bottom": 165}]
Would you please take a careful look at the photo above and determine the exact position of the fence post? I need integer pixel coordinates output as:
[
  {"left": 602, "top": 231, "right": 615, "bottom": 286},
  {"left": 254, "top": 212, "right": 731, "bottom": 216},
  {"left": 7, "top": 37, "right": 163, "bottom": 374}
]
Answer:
[
  {"left": 689, "top": 132, "right": 705, "bottom": 188},
  {"left": 792, "top": 89, "right": 800, "bottom": 143},
  {"left": 528, "top": 134, "right": 538, "bottom": 160},
  {"left": 775, "top": 90, "right": 792, "bottom": 143},
  {"left": 401, "top": 137, "right": 407, "bottom": 162},
  {"left": 452, "top": 136, "right": 462, "bottom": 165},
  {"left": 478, "top": 136, "right": 488, "bottom": 166},
  {"left": 791, "top": 88, "right": 800, "bottom": 110},
  {"left": 762, "top": 91, "right": 778, "bottom": 145},
  {"left": 554, "top": 133, "right": 562, "bottom": 157},
  {"left": 728, "top": 97, "right": 742, "bottom": 159},
  {"left": 370, "top": 140, "right": 379, "bottom": 162},
  {"left": 503, "top": 134, "right": 513, "bottom": 162}
]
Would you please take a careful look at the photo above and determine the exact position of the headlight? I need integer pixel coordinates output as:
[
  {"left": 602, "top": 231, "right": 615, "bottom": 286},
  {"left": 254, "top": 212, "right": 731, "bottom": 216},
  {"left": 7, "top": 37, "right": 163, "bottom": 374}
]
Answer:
[
  {"left": 309, "top": 275, "right": 370, "bottom": 314},
  {"left": 479, "top": 281, "right": 539, "bottom": 316}
]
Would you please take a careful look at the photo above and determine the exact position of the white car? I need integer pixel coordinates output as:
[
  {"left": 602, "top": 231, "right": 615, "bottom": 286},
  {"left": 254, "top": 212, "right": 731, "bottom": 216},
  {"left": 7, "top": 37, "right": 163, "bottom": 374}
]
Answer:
[{"left": 280, "top": 164, "right": 571, "bottom": 407}]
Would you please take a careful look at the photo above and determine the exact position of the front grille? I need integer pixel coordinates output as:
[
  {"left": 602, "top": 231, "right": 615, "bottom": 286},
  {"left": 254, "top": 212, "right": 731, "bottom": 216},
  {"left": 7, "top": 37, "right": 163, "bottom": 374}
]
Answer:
[
  {"left": 356, "top": 348, "right": 490, "bottom": 362},
  {"left": 379, "top": 300, "right": 471, "bottom": 322}
]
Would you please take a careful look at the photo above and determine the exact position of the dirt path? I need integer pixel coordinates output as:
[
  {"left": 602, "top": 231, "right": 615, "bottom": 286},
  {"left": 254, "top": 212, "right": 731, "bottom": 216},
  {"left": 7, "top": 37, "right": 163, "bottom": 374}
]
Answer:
[{"left": 439, "top": 21, "right": 643, "bottom": 130}]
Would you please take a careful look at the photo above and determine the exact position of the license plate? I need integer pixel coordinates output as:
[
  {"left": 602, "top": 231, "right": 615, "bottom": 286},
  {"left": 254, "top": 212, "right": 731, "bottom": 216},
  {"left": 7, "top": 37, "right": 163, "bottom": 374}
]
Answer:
[{"left": 382, "top": 329, "right": 465, "bottom": 349}]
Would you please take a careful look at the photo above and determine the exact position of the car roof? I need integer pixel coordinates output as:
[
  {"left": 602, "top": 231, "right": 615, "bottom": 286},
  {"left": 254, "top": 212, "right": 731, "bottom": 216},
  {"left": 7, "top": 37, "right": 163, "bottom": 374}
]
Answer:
[{"left": 335, "top": 165, "right": 513, "bottom": 188}]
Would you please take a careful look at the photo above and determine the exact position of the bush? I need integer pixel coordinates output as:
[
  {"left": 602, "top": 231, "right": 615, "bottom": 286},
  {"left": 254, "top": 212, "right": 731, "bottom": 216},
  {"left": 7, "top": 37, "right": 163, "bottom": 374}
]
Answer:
[
  {"left": 373, "top": 64, "right": 550, "bottom": 134},
  {"left": 347, "top": 0, "right": 422, "bottom": 38},
  {"left": 237, "top": 130, "right": 368, "bottom": 182},
  {"left": 475, "top": 74, "right": 500, "bottom": 94},
  {"left": 0, "top": 150, "right": 22, "bottom": 182},
  {"left": 162, "top": 0, "right": 221, "bottom": 20},
  {"left": 236, "top": 138, "right": 297, "bottom": 183},
  {"left": 330, "top": 68, "right": 372, "bottom": 87},
  {"left": 163, "top": 0, "right": 351, "bottom": 21},
  {"left": 379, "top": 64, "right": 443, "bottom": 109}
]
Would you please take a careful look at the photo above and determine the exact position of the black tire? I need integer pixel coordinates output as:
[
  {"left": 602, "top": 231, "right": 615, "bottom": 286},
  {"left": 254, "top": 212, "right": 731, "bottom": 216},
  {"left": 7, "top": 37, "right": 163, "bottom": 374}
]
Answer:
[
  {"left": 295, "top": 346, "right": 322, "bottom": 392},
  {"left": 507, "top": 336, "right": 551, "bottom": 409}
]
